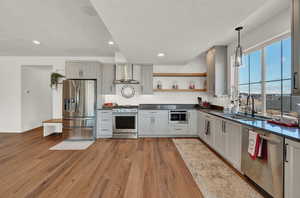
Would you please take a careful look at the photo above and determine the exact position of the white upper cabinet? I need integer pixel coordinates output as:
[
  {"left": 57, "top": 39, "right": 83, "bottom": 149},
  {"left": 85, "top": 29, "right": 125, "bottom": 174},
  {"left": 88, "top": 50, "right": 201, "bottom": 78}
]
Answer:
[
  {"left": 285, "top": 139, "right": 300, "bottom": 198},
  {"left": 101, "top": 64, "right": 116, "bottom": 95},
  {"left": 206, "top": 46, "right": 227, "bottom": 96},
  {"left": 65, "top": 61, "right": 100, "bottom": 79},
  {"left": 140, "top": 65, "right": 153, "bottom": 94}
]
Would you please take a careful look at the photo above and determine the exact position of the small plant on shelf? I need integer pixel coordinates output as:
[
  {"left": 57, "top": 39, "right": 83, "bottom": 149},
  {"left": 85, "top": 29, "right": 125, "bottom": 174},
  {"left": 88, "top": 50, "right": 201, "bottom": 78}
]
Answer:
[{"left": 50, "top": 72, "right": 65, "bottom": 89}]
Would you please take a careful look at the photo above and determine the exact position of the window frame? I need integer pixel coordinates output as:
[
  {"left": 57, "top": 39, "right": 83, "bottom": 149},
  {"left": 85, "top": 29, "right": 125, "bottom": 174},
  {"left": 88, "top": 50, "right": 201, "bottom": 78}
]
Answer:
[{"left": 238, "top": 33, "right": 292, "bottom": 116}]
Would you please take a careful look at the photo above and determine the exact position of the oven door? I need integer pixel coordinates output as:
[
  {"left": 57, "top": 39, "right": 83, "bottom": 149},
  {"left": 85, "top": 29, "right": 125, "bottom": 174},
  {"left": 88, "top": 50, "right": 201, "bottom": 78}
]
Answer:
[
  {"left": 113, "top": 113, "right": 137, "bottom": 133},
  {"left": 169, "top": 111, "right": 188, "bottom": 124}
]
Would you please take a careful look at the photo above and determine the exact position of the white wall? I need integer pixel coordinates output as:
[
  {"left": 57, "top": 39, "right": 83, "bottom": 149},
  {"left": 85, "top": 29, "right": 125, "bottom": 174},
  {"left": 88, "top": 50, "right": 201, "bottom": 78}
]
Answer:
[
  {"left": 0, "top": 60, "right": 21, "bottom": 132},
  {"left": 0, "top": 56, "right": 113, "bottom": 133},
  {"left": 105, "top": 53, "right": 229, "bottom": 106},
  {"left": 21, "top": 66, "right": 53, "bottom": 131}
]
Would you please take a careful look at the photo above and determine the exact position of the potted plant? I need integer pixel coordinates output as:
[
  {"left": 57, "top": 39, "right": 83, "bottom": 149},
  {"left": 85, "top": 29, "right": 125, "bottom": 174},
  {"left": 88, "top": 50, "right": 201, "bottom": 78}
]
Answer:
[{"left": 50, "top": 72, "right": 64, "bottom": 89}]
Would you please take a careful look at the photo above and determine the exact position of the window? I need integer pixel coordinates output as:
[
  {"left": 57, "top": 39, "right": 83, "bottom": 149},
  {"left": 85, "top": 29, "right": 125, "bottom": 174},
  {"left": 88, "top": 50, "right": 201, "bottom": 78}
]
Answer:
[
  {"left": 238, "top": 36, "right": 292, "bottom": 117},
  {"left": 239, "top": 51, "right": 263, "bottom": 114}
]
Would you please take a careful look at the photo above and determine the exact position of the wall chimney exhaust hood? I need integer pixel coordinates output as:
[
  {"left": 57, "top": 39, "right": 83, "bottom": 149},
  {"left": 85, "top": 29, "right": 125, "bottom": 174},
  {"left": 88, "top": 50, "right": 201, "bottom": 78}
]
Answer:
[{"left": 114, "top": 64, "right": 139, "bottom": 84}]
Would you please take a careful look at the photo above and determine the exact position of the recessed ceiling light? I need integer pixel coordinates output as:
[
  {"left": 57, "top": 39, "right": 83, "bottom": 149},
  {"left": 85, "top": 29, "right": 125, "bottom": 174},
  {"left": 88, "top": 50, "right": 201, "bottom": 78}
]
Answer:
[
  {"left": 32, "top": 40, "right": 41, "bottom": 45},
  {"left": 108, "top": 41, "right": 114, "bottom": 45},
  {"left": 157, "top": 52, "right": 165, "bottom": 57}
]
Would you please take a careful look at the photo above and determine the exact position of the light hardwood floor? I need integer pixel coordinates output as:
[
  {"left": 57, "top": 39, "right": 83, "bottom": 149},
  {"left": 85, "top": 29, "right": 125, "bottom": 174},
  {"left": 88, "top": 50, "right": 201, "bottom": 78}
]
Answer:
[{"left": 0, "top": 128, "right": 203, "bottom": 198}]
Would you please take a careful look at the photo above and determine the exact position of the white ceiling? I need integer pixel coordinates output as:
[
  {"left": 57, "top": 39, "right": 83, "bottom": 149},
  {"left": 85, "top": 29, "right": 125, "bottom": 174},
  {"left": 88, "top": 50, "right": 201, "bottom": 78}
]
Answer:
[
  {"left": 90, "top": 0, "right": 289, "bottom": 64},
  {"left": 0, "top": 0, "right": 117, "bottom": 56},
  {"left": 0, "top": 0, "right": 290, "bottom": 63}
]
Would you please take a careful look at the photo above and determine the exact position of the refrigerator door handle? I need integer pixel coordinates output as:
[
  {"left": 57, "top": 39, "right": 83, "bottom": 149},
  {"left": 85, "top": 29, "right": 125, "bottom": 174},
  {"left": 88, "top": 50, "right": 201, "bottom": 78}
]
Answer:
[
  {"left": 75, "top": 85, "right": 79, "bottom": 113},
  {"left": 64, "top": 99, "right": 68, "bottom": 111}
]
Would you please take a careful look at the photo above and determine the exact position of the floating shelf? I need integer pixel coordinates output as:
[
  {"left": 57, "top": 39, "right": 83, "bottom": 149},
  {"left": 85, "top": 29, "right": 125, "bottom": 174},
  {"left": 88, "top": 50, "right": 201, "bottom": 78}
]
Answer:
[
  {"left": 153, "top": 89, "right": 207, "bottom": 92},
  {"left": 153, "top": 73, "right": 207, "bottom": 77}
]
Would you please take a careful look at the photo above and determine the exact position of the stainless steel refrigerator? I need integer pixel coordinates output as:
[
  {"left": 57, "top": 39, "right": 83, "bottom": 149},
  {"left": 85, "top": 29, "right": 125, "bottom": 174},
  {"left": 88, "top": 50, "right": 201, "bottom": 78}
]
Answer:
[{"left": 63, "top": 80, "right": 96, "bottom": 140}]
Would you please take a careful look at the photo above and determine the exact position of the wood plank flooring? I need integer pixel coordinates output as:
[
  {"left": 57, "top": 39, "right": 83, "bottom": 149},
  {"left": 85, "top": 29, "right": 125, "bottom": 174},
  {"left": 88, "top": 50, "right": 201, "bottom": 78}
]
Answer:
[{"left": 0, "top": 128, "right": 203, "bottom": 198}]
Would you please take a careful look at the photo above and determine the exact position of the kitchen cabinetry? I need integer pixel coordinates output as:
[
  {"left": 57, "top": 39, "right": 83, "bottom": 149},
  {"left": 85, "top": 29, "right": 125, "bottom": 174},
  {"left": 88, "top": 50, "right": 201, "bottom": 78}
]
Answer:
[
  {"left": 206, "top": 46, "right": 227, "bottom": 96},
  {"left": 197, "top": 112, "right": 206, "bottom": 140},
  {"left": 225, "top": 121, "right": 242, "bottom": 170},
  {"left": 140, "top": 65, "right": 153, "bottom": 95},
  {"left": 97, "top": 110, "right": 113, "bottom": 138},
  {"left": 214, "top": 118, "right": 226, "bottom": 156},
  {"left": 292, "top": 0, "right": 300, "bottom": 95},
  {"left": 101, "top": 64, "right": 116, "bottom": 95},
  {"left": 138, "top": 110, "right": 169, "bottom": 136},
  {"left": 200, "top": 112, "right": 242, "bottom": 171},
  {"left": 285, "top": 139, "right": 300, "bottom": 198},
  {"left": 188, "top": 110, "right": 198, "bottom": 135},
  {"left": 198, "top": 113, "right": 214, "bottom": 146},
  {"left": 139, "top": 109, "right": 197, "bottom": 137},
  {"left": 65, "top": 61, "right": 100, "bottom": 79}
]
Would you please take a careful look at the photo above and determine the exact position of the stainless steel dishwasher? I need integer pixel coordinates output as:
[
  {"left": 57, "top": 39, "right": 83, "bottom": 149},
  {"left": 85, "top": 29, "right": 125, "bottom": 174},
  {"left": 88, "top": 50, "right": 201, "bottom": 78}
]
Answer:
[{"left": 241, "top": 127, "right": 284, "bottom": 198}]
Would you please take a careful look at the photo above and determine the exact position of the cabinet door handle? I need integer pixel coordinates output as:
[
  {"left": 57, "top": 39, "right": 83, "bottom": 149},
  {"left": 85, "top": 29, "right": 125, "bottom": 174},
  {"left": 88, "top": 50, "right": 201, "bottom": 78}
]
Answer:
[
  {"left": 294, "top": 72, "right": 298, "bottom": 89},
  {"left": 205, "top": 120, "right": 210, "bottom": 135},
  {"left": 79, "top": 69, "right": 84, "bottom": 77},
  {"left": 284, "top": 143, "right": 288, "bottom": 163}
]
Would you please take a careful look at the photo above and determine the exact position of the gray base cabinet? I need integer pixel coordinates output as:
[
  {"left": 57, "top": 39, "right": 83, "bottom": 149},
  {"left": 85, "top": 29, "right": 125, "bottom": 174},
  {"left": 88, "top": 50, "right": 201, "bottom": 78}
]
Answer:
[
  {"left": 138, "top": 110, "right": 197, "bottom": 137},
  {"left": 214, "top": 118, "right": 226, "bottom": 156},
  {"left": 198, "top": 112, "right": 242, "bottom": 171},
  {"left": 225, "top": 121, "right": 242, "bottom": 171},
  {"left": 138, "top": 110, "right": 169, "bottom": 136},
  {"left": 198, "top": 112, "right": 214, "bottom": 146},
  {"left": 97, "top": 110, "right": 113, "bottom": 138},
  {"left": 285, "top": 139, "right": 300, "bottom": 198}
]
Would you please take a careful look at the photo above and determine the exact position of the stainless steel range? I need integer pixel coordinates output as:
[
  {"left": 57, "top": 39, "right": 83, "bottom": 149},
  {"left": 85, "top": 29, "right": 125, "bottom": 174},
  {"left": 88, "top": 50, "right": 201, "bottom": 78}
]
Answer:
[{"left": 112, "top": 106, "right": 138, "bottom": 139}]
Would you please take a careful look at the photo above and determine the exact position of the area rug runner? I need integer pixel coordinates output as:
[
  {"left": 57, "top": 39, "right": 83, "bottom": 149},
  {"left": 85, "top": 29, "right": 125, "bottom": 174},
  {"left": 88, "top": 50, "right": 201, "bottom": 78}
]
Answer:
[
  {"left": 173, "top": 139, "right": 263, "bottom": 198},
  {"left": 50, "top": 141, "right": 94, "bottom": 150}
]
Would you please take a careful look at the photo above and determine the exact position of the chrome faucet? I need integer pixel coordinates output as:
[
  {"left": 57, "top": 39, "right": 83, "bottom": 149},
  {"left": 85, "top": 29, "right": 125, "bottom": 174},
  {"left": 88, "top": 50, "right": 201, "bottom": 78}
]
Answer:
[{"left": 246, "top": 95, "right": 256, "bottom": 117}]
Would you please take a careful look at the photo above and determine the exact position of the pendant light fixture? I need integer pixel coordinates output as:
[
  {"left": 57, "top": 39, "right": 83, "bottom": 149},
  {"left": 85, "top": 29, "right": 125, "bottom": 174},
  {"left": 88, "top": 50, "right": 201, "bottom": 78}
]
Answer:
[{"left": 234, "top": 26, "right": 243, "bottom": 67}]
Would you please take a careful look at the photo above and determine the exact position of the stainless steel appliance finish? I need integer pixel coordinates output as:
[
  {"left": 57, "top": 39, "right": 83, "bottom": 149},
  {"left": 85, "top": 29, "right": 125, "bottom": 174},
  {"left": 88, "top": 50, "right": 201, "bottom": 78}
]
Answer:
[
  {"left": 114, "top": 64, "right": 139, "bottom": 84},
  {"left": 169, "top": 110, "right": 189, "bottom": 124},
  {"left": 112, "top": 107, "right": 138, "bottom": 138},
  {"left": 63, "top": 80, "right": 96, "bottom": 140},
  {"left": 241, "top": 127, "right": 284, "bottom": 198}
]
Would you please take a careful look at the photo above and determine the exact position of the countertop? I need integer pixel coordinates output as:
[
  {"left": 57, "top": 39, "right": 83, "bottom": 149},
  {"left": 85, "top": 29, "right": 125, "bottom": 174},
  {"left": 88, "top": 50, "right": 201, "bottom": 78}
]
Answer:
[
  {"left": 198, "top": 108, "right": 300, "bottom": 142},
  {"left": 97, "top": 103, "right": 300, "bottom": 142},
  {"left": 98, "top": 104, "right": 197, "bottom": 110},
  {"left": 139, "top": 104, "right": 197, "bottom": 110}
]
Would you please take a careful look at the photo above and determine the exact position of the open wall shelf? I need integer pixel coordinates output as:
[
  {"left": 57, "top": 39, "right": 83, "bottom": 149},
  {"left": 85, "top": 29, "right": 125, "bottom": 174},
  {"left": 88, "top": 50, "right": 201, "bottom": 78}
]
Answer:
[
  {"left": 153, "top": 73, "right": 207, "bottom": 77},
  {"left": 153, "top": 89, "right": 207, "bottom": 92}
]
